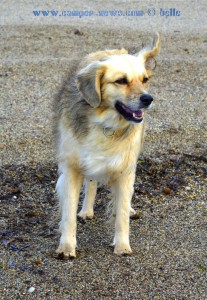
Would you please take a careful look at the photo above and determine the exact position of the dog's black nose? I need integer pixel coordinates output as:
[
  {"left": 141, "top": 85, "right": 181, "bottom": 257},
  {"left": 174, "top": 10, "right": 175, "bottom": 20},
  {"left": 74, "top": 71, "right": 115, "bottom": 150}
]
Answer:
[{"left": 140, "top": 94, "right": 153, "bottom": 106}]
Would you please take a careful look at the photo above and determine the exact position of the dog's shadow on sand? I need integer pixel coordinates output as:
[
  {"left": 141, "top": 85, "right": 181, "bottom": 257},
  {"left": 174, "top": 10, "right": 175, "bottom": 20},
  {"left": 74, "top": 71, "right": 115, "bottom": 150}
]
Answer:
[{"left": 1, "top": 152, "right": 206, "bottom": 258}]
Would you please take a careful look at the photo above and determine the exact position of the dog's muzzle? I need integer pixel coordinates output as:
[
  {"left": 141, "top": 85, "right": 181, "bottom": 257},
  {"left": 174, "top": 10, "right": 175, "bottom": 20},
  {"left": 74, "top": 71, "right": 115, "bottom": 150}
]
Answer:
[{"left": 115, "top": 94, "right": 153, "bottom": 123}]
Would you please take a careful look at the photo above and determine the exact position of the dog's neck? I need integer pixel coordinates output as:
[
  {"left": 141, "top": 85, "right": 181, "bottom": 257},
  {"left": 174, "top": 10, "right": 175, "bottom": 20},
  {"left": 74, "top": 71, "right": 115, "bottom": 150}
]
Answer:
[{"left": 102, "top": 124, "right": 133, "bottom": 139}]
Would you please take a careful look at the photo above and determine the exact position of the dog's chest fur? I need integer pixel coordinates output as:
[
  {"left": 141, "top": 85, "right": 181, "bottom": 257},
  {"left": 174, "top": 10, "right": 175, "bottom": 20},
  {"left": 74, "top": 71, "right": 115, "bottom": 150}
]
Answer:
[{"left": 58, "top": 122, "right": 144, "bottom": 182}]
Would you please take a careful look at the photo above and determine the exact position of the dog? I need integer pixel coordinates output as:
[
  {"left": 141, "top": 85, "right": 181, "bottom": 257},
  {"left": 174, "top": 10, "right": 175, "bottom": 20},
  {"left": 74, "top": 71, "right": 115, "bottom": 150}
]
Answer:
[{"left": 53, "top": 34, "right": 160, "bottom": 258}]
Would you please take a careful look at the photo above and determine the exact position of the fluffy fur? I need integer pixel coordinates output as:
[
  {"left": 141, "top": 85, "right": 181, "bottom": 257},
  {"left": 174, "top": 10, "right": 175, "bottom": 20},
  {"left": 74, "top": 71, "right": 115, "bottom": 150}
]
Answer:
[{"left": 53, "top": 34, "right": 160, "bottom": 257}]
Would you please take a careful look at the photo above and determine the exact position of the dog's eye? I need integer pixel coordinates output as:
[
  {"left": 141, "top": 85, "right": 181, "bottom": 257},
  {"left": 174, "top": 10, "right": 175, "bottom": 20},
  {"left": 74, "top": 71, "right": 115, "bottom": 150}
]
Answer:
[
  {"left": 142, "top": 77, "right": 149, "bottom": 84},
  {"left": 114, "top": 78, "right": 128, "bottom": 85}
]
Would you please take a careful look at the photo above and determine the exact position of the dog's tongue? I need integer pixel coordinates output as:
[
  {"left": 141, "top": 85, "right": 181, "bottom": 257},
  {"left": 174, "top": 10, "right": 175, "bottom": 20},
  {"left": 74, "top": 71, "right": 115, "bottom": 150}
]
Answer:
[
  {"left": 121, "top": 103, "right": 142, "bottom": 118},
  {"left": 130, "top": 108, "right": 142, "bottom": 118}
]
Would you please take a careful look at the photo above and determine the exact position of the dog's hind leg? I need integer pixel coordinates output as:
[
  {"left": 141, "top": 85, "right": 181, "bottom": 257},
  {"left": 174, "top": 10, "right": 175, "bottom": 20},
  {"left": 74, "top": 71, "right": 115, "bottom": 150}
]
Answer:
[
  {"left": 56, "top": 169, "right": 83, "bottom": 258},
  {"left": 78, "top": 180, "right": 97, "bottom": 219}
]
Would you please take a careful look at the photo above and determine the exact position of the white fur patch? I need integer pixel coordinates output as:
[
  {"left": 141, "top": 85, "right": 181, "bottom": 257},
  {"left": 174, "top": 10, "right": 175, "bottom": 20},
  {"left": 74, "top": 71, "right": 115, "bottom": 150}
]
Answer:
[{"left": 57, "top": 120, "right": 143, "bottom": 183}]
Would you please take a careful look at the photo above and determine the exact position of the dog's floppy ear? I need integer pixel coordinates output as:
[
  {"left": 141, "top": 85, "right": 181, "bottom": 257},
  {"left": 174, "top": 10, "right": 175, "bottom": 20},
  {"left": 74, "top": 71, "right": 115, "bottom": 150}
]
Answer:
[
  {"left": 77, "top": 62, "right": 105, "bottom": 108},
  {"left": 139, "top": 33, "right": 160, "bottom": 70}
]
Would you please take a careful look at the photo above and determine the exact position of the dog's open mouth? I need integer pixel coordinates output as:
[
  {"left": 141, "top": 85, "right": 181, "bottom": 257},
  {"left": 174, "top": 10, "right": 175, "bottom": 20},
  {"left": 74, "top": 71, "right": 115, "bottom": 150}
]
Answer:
[{"left": 115, "top": 101, "right": 143, "bottom": 123}]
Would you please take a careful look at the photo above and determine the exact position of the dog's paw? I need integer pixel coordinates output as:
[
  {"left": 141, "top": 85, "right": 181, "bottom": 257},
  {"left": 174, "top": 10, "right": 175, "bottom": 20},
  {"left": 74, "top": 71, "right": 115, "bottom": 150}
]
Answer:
[
  {"left": 56, "top": 243, "right": 76, "bottom": 259},
  {"left": 114, "top": 243, "right": 132, "bottom": 255},
  {"left": 78, "top": 210, "right": 94, "bottom": 220},
  {"left": 130, "top": 207, "right": 136, "bottom": 216}
]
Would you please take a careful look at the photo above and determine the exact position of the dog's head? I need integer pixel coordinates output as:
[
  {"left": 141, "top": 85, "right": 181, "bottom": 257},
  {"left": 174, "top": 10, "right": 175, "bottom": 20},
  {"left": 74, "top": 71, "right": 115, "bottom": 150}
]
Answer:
[{"left": 77, "top": 34, "right": 160, "bottom": 126}]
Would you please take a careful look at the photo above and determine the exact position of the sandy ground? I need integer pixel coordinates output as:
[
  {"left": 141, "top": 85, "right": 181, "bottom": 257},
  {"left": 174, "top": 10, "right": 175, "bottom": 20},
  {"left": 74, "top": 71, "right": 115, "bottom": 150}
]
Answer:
[{"left": 0, "top": 1, "right": 207, "bottom": 299}]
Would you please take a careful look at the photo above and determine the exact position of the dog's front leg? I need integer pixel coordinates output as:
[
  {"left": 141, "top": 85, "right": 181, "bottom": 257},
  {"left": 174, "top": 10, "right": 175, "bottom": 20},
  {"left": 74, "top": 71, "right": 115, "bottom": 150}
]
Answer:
[
  {"left": 112, "top": 172, "right": 135, "bottom": 255},
  {"left": 56, "top": 169, "right": 83, "bottom": 258}
]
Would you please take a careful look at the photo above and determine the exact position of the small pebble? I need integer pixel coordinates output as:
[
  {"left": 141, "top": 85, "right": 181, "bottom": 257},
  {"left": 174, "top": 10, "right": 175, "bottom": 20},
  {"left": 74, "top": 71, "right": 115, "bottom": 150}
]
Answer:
[
  {"left": 185, "top": 186, "right": 191, "bottom": 191},
  {"left": 28, "top": 287, "right": 35, "bottom": 293},
  {"left": 34, "top": 258, "right": 42, "bottom": 265},
  {"left": 74, "top": 29, "right": 84, "bottom": 36},
  {"left": 163, "top": 187, "right": 171, "bottom": 195}
]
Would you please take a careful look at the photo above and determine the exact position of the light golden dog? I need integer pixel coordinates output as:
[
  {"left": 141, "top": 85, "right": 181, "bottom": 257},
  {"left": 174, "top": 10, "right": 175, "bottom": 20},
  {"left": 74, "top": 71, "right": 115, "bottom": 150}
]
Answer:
[{"left": 53, "top": 34, "right": 160, "bottom": 258}]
